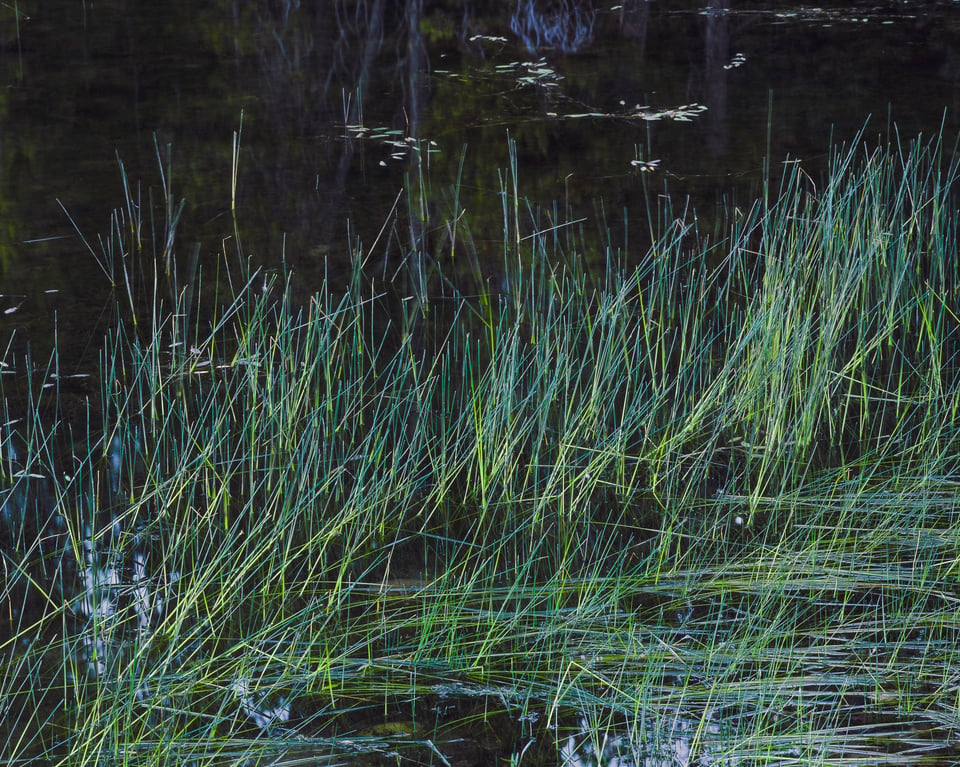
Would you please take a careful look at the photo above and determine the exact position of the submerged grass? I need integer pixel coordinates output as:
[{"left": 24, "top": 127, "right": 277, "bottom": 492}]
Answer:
[{"left": 2, "top": 129, "right": 960, "bottom": 766}]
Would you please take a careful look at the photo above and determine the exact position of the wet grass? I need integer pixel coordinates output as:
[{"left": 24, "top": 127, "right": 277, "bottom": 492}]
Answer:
[{"left": 2, "top": 129, "right": 960, "bottom": 766}]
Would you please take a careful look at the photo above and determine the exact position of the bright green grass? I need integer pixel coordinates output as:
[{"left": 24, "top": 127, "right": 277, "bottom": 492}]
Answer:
[{"left": 2, "top": 129, "right": 960, "bottom": 766}]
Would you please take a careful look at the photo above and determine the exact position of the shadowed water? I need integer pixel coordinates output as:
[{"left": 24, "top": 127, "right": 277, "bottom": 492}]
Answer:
[{"left": 3, "top": 1, "right": 960, "bottom": 764}]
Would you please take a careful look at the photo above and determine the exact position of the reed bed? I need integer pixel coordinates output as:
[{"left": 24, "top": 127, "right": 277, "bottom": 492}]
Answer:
[{"left": 2, "top": 130, "right": 960, "bottom": 766}]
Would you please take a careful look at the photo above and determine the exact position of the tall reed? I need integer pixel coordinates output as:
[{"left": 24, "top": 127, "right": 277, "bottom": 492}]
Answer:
[{"left": 1, "top": 129, "right": 959, "bottom": 765}]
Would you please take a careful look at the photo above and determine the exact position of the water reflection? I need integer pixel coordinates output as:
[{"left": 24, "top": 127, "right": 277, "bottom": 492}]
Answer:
[
  {"left": 64, "top": 435, "right": 172, "bottom": 684},
  {"left": 232, "top": 676, "right": 290, "bottom": 733},
  {"left": 560, "top": 713, "right": 730, "bottom": 767},
  {"left": 2, "top": 1, "right": 958, "bottom": 370},
  {"left": 511, "top": 0, "right": 597, "bottom": 53},
  {"left": 703, "top": 0, "right": 731, "bottom": 160}
]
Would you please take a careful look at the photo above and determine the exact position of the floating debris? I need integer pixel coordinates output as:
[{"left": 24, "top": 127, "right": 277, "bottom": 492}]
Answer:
[
  {"left": 723, "top": 52, "right": 747, "bottom": 70},
  {"left": 344, "top": 123, "right": 441, "bottom": 165},
  {"left": 497, "top": 58, "right": 564, "bottom": 90},
  {"left": 632, "top": 103, "right": 708, "bottom": 122}
]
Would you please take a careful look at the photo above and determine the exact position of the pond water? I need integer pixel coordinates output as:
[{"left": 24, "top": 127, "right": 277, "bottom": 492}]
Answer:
[
  {"left": 3, "top": 0, "right": 960, "bottom": 366},
  {"left": 3, "top": 1, "right": 960, "bottom": 765}
]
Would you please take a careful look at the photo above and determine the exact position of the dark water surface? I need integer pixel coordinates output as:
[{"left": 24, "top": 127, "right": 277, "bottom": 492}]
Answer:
[
  {"left": 3, "top": 2, "right": 960, "bottom": 764},
  {"left": 2, "top": 0, "right": 960, "bottom": 370}
]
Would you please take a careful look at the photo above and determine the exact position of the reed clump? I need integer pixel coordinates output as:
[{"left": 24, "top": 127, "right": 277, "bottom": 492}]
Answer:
[{"left": 1, "top": 130, "right": 959, "bottom": 765}]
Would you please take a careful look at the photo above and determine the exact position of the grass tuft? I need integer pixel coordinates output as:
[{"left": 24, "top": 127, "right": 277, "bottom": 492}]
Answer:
[{"left": 2, "top": 130, "right": 960, "bottom": 765}]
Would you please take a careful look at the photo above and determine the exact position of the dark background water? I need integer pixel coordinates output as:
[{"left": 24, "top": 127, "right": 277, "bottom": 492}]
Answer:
[
  {"left": 2, "top": 0, "right": 960, "bottom": 379},
  {"left": 1, "top": 4, "right": 959, "bottom": 761}
]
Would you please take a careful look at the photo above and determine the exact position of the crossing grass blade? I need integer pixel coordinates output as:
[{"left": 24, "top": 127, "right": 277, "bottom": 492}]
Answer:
[{"left": 1, "top": 129, "right": 959, "bottom": 765}]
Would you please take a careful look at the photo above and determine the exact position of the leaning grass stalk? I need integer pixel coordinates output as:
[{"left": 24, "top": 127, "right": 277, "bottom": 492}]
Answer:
[{"left": 4, "top": 130, "right": 960, "bottom": 764}]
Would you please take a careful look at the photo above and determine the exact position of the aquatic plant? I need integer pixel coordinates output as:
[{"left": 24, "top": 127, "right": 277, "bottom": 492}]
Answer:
[{"left": 1, "top": 128, "right": 960, "bottom": 765}]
